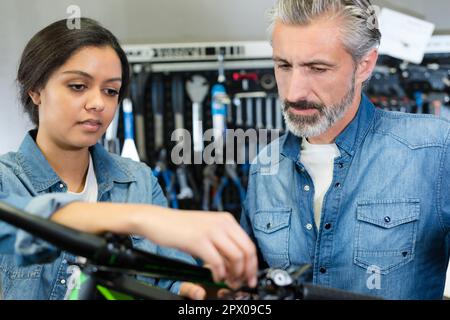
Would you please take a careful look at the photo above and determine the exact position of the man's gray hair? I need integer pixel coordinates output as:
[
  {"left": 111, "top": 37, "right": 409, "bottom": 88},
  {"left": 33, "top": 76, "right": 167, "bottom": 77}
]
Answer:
[{"left": 268, "top": 0, "right": 382, "bottom": 62}]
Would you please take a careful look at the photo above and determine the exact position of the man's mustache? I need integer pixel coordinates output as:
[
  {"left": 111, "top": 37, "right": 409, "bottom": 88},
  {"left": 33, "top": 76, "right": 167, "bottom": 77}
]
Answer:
[{"left": 283, "top": 100, "right": 325, "bottom": 112}]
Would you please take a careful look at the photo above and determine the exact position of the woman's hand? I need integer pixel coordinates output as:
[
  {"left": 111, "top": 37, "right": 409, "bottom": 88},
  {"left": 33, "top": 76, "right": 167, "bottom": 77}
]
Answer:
[
  {"left": 52, "top": 203, "right": 258, "bottom": 290},
  {"left": 134, "top": 210, "right": 258, "bottom": 290}
]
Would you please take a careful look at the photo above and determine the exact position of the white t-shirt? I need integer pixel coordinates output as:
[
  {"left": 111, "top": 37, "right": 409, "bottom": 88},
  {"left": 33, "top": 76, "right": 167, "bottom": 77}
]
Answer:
[
  {"left": 300, "top": 138, "right": 341, "bottom": 230},
  {"left": 64, "top": 154, "right": 98, "bottom": 299},
  {"left": 67, "top": 154, "right": 98, "bottom": 203}
]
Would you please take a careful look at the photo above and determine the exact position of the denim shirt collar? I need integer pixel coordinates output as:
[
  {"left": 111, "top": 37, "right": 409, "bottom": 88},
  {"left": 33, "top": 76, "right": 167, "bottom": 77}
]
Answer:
[
  {"left": 334, "top": 94, "right": 376, "bottom": 156},
  {"left": 281, "top": 94, "right": 376, "bottom": 162},
  {"left": 15, "top": 130, "right": 136, "bottom": 193}
]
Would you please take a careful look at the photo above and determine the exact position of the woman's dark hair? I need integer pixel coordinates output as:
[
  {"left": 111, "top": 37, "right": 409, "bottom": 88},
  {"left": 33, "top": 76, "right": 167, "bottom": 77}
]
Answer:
[{"left": 17, "top": 17, "right": 130, "bottom": 126}]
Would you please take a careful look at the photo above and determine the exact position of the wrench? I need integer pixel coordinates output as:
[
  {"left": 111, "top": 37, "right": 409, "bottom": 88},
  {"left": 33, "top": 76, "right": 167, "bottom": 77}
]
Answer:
[
  {"left": 172, "top": 75, "right": 185, "bottom": 143},
  {"left": 217, "top": 53, "right": 226, "bottom": 83},
  {"left": 227, "top": 101, "right": 233, "bottom": 125},
  {"left": 186, "top": 75, "right": 209, "bottom": 154},
  {"left": 233, "top": 97, "right": 243, "bottom": 127},
  {"left": 104, "top": 107, "right": 120, "bottom": 154},
  {"left": 176, "top": 167, "right": 194, "bottom": 200},
  {"left": 256, "top": 97, "right": 263, "bottom": 129},
  {"left": 151, "top": 74, "right": 165, "bottom": 151},
  {"left": 246, "top": 97, "right": 253, "bottom": 128},
  {"left": 276, "top": 98, "right": 284, "bottom": 131},
  {"left": 131, "top": 64, "right": 149, "bottom": 162},
  {"left": 172, "top": 75, "right": 194, "bottom": 200},
  {"left": 266, "top": 96, "right": 273, "bottom": 130}
]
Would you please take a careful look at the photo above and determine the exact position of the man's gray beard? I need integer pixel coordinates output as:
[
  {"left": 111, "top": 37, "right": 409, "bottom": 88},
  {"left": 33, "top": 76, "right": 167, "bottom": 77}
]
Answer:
[{"left": 282, "top": 75, "right": 356, "bottom": 138}]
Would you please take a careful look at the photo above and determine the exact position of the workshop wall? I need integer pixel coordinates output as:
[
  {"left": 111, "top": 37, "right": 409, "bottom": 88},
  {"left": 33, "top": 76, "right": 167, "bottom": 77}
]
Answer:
[{"left": 0, "top": 0, "right": 449, "bottom": 154}]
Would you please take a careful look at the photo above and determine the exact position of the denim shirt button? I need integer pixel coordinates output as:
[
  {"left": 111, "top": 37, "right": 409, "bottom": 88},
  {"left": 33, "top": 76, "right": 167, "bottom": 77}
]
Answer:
[
  {"left": 60, "top": 279, "right": 66, "bottom": 285},
  {"left": 305, "top": 223, "right": 313, "bottom": 230},
  {"left": 338, "top": 163, "right": 344, "bottom": 169},
  {"left": 304, "top": 185, "right": 310, "bottom": 192},
  {"left": 384, "top": 216, "right": 391, "bottom": 223},
  {"left": 296, "top": 166, "right": 305, "bottom": 173},
  {"left": 319, "top": 267, "right": 327, "bottom": 274},
  {"left": 59, "top": 183, "right": 64, "bottom": 189}
]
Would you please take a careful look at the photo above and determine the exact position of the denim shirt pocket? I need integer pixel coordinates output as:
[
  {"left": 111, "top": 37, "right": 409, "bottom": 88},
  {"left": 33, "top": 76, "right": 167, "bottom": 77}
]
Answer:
[
  {"left": 253, "top": 207, "right": 291, "bottom": 269},
  {"left": 0, "top": 254, "right": 43, "bottom": 299},
  {"left": 354, "top": 199, "right": 420, "bottom": 275}
]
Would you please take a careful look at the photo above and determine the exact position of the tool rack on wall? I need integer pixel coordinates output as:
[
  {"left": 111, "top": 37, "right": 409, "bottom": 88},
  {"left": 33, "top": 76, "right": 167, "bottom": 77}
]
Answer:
[{"left": 111, "top": 38, "right": 450, "bottom": 219}]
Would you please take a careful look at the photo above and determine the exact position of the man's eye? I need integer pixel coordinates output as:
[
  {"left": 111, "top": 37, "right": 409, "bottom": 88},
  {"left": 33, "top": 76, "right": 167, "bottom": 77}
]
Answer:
[
  {"left": 69, "top": 84, "right": 86, "bottom": 91},
  {"left": 277, "top": 64, "right": 291, "bottom": 70},
  {"left": 310, "top": 67, "right": 327, "bottom": 73},
  {"left": 105, "top": 89, "right": 119, "bottom": 97}
]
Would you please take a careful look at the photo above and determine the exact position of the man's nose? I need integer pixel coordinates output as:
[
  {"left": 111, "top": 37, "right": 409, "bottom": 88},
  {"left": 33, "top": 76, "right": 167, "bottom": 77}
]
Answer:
[{"left": 286, "top": 69, "right": 311, "bottom": 102}]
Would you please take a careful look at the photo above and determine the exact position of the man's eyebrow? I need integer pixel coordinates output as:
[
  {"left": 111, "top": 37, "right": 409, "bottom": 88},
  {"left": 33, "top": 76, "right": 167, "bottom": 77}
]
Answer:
[
  {"left": 272, "top": 57, "right": 336, "bottom": 68},
  {"left": 272, "top": 56, "right": 290, "bottom": 64},
  {"left": 62, "top": 70, "right": 122, "bottom": 83},
  {"left": 301, "top": 60, "right": 336, "bottom": 68}
]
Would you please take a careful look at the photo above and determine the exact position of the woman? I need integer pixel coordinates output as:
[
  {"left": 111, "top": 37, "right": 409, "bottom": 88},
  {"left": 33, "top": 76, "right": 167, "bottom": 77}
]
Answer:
[{"left": 0, "top": 18, "right": 257, "bottom": 300}]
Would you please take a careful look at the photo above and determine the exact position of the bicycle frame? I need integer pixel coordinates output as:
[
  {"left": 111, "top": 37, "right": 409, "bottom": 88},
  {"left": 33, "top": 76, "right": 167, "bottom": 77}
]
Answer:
[{"left": 0, "top": 201, "right": 380, "bottom": 300}]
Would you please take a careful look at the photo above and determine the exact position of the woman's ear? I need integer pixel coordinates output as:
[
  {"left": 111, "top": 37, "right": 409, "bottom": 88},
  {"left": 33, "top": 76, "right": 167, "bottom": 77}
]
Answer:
[{"left": 28, "top": 90, "right": 41, "bottom": 105}]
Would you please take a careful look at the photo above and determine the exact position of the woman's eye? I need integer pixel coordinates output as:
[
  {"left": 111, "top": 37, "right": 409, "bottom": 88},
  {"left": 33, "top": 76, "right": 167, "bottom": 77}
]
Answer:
[
  {"left": 105, "top": 89, "right": 119, "bottom": 97},
  {"left": 69, "top": 84, "right": 86, "bottom": 91}
]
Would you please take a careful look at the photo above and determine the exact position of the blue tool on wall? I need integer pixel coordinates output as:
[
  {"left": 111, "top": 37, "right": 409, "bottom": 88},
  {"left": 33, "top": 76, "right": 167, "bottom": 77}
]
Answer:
[
  {"left": 212, "top": 164, "right": 246, "bottom": 212},
  {"left": 121, "top": 98, "right": 140, "bottom": 162},
  {"left": 153, "top": 150, "right": 179, "bottom": 209},
  {"left": 414, "top": 91, "right": 424, "bottom": 114},
  {"left": 211, "top": 83, "right": 228, "bottom": 148}
]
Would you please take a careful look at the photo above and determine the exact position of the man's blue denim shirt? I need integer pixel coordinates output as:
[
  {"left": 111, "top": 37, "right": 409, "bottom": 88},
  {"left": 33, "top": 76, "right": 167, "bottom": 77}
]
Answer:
[
  {"left": 241, "top": 94, "right": 450, "bottom": 300},
  {"left": 0, "top": 130, "right": 196, "bottom": 299}
]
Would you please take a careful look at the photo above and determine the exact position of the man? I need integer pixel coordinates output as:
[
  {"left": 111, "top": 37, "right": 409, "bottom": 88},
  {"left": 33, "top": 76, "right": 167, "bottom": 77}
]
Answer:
[{"left": 241, "top": 0, "right": 450, "bottom": 299}]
